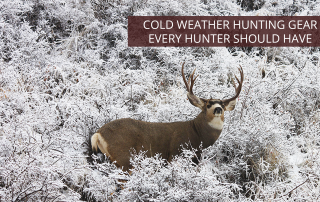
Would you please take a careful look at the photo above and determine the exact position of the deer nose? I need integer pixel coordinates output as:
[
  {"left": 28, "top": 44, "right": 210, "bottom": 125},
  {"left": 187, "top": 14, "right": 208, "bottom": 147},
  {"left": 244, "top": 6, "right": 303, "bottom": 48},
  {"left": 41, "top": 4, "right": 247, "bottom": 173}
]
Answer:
[{"left": 214, "top": 107, "right": 222, "bottom": 114}]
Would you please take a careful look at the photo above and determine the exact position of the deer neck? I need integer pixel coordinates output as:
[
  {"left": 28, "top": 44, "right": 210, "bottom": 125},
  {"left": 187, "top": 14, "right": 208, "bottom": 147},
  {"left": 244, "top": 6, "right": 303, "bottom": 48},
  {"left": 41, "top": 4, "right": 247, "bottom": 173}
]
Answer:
[{"left": 191, "top": 112, "right": 223, "bottom": 148}]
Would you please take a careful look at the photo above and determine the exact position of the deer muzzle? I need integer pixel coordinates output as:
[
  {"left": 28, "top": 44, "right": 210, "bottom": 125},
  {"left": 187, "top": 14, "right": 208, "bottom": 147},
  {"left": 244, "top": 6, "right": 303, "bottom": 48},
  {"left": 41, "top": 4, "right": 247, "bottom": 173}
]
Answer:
[{"left": 213, "top": 107, "right": 223, "bottom": 115}]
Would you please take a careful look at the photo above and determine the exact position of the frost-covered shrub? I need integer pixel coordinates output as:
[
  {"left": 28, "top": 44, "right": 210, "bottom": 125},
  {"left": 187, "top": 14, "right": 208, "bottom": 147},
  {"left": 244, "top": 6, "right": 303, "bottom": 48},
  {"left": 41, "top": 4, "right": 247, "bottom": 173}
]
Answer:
[
  {"left": 118, "top": 149, "right": 242, "bottom": 201},
  {"left": 1, "top": 0, "right": 320, "bottom": 201},
  {"left": 84, "top": 149, "right": 244, "bottom": 201},
  {"left": 0, "top": 141, "right": 66, "bottom": 201}
]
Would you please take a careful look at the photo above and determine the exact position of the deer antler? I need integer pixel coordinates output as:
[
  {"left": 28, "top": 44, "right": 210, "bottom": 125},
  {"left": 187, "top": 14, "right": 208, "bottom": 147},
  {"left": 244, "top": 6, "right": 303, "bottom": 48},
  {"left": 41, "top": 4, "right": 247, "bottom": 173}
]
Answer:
[
  {"left": 181, "top": 62, "right": 205, "bottom": 108},
  {"left": 181, "top": 62, "right": 199, "bottom": 95},
  {"left": 222, "top": 65, "right": 244, "bottom": 104}
]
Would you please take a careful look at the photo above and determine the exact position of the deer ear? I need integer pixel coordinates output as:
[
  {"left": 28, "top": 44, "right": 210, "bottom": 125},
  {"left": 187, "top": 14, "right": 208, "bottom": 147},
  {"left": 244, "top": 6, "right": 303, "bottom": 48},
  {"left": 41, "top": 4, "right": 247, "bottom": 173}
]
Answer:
[
  {"left": 224, "top": 99, "right": 237, "bottom": 111},
  {"left": 187, "top": 93, "right": 205, "bottom": 109}
]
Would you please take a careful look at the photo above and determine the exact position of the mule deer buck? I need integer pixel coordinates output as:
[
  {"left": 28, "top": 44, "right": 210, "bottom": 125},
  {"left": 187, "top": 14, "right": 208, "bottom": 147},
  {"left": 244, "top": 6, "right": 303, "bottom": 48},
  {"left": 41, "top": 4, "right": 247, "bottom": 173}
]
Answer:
[{"left": 91, "top": 63, "right": 244, "bottom": 171}]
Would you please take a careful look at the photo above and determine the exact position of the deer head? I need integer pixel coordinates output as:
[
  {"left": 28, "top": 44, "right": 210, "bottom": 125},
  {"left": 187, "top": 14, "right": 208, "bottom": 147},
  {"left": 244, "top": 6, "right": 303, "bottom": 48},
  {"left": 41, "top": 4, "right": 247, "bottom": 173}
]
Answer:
[{"left": 181, "top": 62, "right": 244, "bottom": 130}]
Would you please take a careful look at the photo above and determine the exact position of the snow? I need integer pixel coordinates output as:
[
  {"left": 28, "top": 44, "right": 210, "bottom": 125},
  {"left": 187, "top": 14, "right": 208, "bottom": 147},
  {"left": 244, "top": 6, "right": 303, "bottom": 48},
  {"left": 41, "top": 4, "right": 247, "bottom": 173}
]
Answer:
[{"left": 0, "top": 0, "right": 320, "bottom": 201}]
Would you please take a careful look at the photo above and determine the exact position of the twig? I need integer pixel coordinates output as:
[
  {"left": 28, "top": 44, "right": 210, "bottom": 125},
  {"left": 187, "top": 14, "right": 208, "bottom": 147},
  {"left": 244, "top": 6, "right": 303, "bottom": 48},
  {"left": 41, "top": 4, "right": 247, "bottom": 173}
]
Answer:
[{"left": 280, "top": 178, "right": 310, "bottom": 198}]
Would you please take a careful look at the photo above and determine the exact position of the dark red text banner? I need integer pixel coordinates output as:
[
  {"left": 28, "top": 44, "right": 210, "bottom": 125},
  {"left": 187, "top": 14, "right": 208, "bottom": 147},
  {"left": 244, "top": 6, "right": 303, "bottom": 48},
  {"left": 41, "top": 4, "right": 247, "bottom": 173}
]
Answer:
[{"left": 128, "top": 16, "right": 320, "bottom": 47}]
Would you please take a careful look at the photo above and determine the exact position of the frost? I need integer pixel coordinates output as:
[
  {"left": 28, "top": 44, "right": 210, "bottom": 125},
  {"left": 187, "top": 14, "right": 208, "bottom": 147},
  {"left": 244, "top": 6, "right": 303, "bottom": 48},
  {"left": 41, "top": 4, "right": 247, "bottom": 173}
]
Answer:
[{"left": 1, "top": 0, "right": 320, "bottom": 201}]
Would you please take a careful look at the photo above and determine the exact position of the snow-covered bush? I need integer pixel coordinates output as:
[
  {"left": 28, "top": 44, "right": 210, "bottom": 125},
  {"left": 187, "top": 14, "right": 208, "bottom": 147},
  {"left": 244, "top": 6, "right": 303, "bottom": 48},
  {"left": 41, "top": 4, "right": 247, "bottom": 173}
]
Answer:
[{"left": 1, "top": 0, "right": 320, "bottom": 201}]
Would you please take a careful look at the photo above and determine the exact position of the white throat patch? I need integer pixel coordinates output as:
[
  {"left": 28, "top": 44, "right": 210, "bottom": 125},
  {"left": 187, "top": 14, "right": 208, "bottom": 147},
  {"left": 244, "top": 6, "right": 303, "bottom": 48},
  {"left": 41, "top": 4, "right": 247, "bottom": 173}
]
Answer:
[{"left": 208, "top": 116, "right": 224, "bottom": 130}]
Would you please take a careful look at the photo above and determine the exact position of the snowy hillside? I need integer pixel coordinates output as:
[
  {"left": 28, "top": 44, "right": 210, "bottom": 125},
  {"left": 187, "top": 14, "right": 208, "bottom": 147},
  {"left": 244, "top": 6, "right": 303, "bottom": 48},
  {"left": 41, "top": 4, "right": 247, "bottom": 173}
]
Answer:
[{"left": 0, "top": 0, "right": 319, "bottom": 201}]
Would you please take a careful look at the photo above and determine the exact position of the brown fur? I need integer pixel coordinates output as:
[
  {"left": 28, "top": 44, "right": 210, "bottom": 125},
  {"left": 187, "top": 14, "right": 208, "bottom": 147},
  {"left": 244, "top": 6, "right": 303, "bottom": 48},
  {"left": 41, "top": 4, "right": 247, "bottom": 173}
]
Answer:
[{"left": 94, "top": 111, "right": 222, "bottom": 171}]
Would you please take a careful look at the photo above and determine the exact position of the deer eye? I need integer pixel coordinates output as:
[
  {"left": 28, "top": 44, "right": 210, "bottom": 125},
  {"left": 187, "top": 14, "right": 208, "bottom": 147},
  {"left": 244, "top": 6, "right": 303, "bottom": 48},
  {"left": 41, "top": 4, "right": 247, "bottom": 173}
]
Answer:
[{"left": 207, "top": 104, "right": 212, "bottom": 108}]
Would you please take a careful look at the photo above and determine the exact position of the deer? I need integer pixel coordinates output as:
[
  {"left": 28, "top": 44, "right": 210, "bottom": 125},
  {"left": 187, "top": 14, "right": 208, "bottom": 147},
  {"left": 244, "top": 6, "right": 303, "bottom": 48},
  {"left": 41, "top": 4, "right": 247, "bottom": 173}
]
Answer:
[{"left": 91, "top": 62, "right": 244, "bottom": 171}]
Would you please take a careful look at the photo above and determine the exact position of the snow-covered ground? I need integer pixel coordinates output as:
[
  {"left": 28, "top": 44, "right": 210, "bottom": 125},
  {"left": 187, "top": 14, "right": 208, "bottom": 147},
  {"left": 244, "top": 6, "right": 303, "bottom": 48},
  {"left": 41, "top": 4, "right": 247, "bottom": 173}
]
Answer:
[{"left": 0, "top": 0, "right": 319, "bottom": 201}]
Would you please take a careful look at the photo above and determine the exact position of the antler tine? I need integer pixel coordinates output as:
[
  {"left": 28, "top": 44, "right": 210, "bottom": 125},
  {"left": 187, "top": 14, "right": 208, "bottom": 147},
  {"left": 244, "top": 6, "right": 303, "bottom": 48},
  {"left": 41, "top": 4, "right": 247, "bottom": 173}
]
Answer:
[
  {"left": 234, "top": 75, "right": 240, "bottom": 85},
  {"left": 234, "top": 65, "right": 243, "bottom": 94},
  {"left": 182, "top": 62, "right": 199, "bottom": 95},
  {"left": 187, "top": 72, "right": 192, "bottom": 88},
  {"left": 237, "top": 65, "right": 244, "bottom": 91},
  {"left": 222, "top": 65, "right": 244, "bottom": 104},
  {"left": 189, "top": 68, "right": 198, "bottom": 94},
  {"left": 181, "top": 62, "right": 190, "bottom": 92}
]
